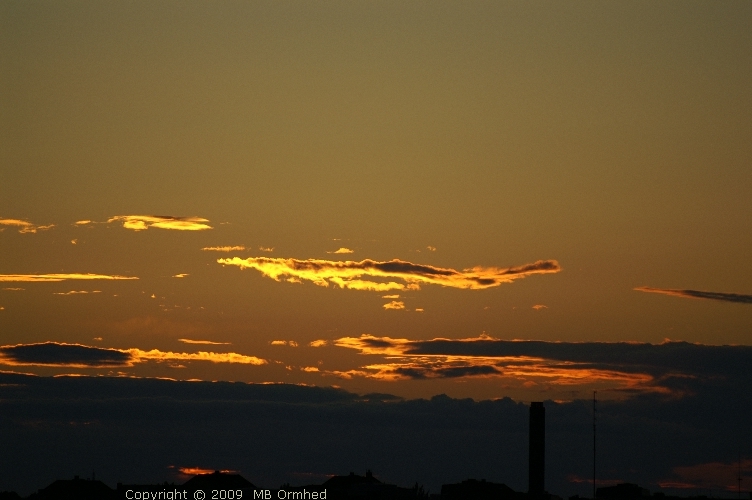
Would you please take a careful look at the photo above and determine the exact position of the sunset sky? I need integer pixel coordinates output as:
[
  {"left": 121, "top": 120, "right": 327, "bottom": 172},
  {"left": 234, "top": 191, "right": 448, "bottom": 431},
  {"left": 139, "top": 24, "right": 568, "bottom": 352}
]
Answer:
[{"left": 1, "top": 0, "right": 751, "bottom": 495}]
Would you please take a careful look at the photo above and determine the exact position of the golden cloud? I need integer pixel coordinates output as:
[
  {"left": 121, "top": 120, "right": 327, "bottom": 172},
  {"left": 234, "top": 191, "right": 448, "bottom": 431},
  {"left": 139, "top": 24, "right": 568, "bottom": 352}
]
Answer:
[
  {"left": 53, "top": 290, "right": 102, "bottom": 295},
  {"left": 108, "top": 215, "right": 212, "bottom": 231},
  {"left": 309, "top": 340, "right": 328, "bottom": 347},
  {"left": 270, "top": 340, "right": 298, "bottom": 347},
  {"left": 178, "top": 339, "right": 231, "bottom": 345},
  {"left": 0, "top": 218, "right": 54, "bottom": 233},
  {"left": 382, "top": 294, "right": 400, "bottom": 299},
  {"left": 128, "top": 348, "right": 265, "bottom": 365},
  {"left": 0, "top": 274, "right": 138, "bottom": 282},
  {"left": 202, "top": 246, "right": 246, "bottom": 252},
  {"left": 172, "top": 273, "right": 189, "bottom": 278},
  {"left": 383, "top": 300, "right": 405, "bottom": 310},
  {"left": 259, "top": 246, "right": 274, "bottom": 252},
  {"left": 328, "top": 247, "right": 354, "bottom": 254},
  {"left": 218, "top": 256, "right": 560, "bottom": 291}
]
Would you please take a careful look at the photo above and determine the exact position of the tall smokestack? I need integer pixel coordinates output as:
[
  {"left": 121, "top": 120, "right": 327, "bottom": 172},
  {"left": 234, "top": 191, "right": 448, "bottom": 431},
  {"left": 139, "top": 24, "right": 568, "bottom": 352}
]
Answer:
[{"left": 529, "top": 401, "right": 545, "bottom": 496}]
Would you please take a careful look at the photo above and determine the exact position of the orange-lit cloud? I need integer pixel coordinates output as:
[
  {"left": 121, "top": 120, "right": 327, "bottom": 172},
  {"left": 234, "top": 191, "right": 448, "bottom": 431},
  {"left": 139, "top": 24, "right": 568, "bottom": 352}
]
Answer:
[
  {"left": 532, "top": 304, "right": 548, "bottom": 310},
  {"left": 301, "top": 366, "right": 319, "bottom": 372},
  {"left": 53, "top": 290, "right": 102, "bottom": 295},
  {"left": 259, "top": 246, "right": 274, "bottom": 252},
  {"left": 75, "top": 220, "right": 92, "bottom": 225},
  {"left": 218, "top": 256, "right": 560, "bottom": 291},
  {"left": 658, "top": 459, "right": 752, "bottom": 491},
  {"left": 0, "top": 273, "right": 138, "bottom": 282},
  {"left": 129, "top": 348, "right": 265, "bottom": 365},
  {"left": 172, "top": 273, "right": 189, "bottom": 278},
  {"left": 2, "top": 288, "right": 24, "bottom": 291},
  {"left": 109, "top": 215, "right": 212, "bottom": 231},
  {"left": 382, "top": 294, "right": 400, "bottom": 299},
  {"left": 328, "top": 247, "right": 354, "bottom": 254},
  {"left": 635, "top": 286, "right": 752, "bottom": 304},
  {"left": 0, "top": 342, "right": 265, "bottom": 367},
  {"left": 321, "top": 334, "right": 746, "bottom": 395},
  {"left": 383, "top": 300, "right": 405, "bottom": 310},
  {"left": 270, "top": 340, "right": 299, "bottom": 347},
  {"left": 178, "top": 339, "right": 231, "bottom": 345},
  {"left": 310, "top": 340, "right": 328, "bottom": 347},
  {"left": 0, "top": 218, "right": 54, "bottom": 233},
  {"left": 202, "top": 246, "right": 246, "bottom": 252},
  {"left": 427, "top": 246, "right": 436, "bottom": 251},
  {"left": 179, "top": 467, "right": 237, "bottom": 476}
]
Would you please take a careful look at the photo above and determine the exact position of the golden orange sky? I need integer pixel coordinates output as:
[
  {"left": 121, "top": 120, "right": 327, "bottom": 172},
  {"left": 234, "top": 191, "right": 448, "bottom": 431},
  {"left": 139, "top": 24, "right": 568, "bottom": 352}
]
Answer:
[{"left": 1, "top": 0, "right": 751, "bottom": 401}]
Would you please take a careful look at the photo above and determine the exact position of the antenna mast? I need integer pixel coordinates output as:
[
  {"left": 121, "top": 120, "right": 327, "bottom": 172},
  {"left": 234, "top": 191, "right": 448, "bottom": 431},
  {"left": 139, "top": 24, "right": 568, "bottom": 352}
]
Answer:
[{"left": 593, "top": 391, "right": 597, "bottom": 500}]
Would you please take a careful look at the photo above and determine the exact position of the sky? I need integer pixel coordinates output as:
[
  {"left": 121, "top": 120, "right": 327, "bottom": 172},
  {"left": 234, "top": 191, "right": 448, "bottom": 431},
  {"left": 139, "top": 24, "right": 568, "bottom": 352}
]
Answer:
[{"left": 1, "top": 0, "right": 751, "bottom": 496}]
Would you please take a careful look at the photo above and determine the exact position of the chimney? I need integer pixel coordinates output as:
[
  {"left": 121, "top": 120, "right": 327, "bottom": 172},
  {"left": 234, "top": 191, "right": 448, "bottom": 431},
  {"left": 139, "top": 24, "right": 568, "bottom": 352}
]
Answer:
[{"left": 529, "top": 402, "right": 545, "bottom": 496}]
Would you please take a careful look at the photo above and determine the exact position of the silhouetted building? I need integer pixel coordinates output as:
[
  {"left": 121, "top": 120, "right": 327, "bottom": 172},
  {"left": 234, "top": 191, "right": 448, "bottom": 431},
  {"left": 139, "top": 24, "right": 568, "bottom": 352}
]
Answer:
[
  {"left": 529, "top": 402, "right": 545, "bottom": 496},
  {"left": 441, "top": 479, "right": 525, "bottom": 500},
  {"left": 596, "top": 483, "right": 649, "bottom": 500},
  {"left": 183, "top": 471, "right": 255, "bottom": 491},
  {"left": 26, "top": 475, "right": 115, "bottom": 500}
]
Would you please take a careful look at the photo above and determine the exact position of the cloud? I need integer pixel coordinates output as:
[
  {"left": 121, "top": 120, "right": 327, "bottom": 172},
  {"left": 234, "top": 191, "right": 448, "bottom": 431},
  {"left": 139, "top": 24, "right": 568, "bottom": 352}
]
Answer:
[
  {"left": 327, "top": 248, "right": 354, "bottom": 254},
  {"left": 382, "top": 294, "right": 400, "bottom": 299},
  {"left": 259, "top": 247, "right": 274, "bottom": 252},
  {"left": 0, "top": 342, "right": 265, "bottom": 367},
  {"left": 327, "top": 334, "right": 751, "bottom": 395},
  {"left": 309, "top": 340, "right": 328, "bottom": 347},
  {"left": 2, "top": 288, "right": 24, "bottom": 291},
  {"left": 218, "top": 256, "right": 560, "bottom": 291},
  {"left": 0, "top": 218, "right": 54, "bottom": 234},
  {"left": 659, "top": 460, "right": 752, "bottom": 491},
  {"left": 74, "top": 220, "right": 92, "bottom": 225},
  {"left": 0, "top": 274, "right": 138, "bottom": 282},
  {"left": 0, "top": 343, "right": 132, "bottom": 368},
  {"left": 178, "top": 339, "right": 231, "bottom": 345},
  {"left": 270, "top": 340, "right": 299, "bottom": 347},
  {"left": 202, "top": 246, "right": 246, "bottom": 252},
  {"left": 108, "top": 215, "right": 212, "bottom": 231},
  {"left": 532, "top": 304, "right": 548, "bottom": 310},
  {"left": 172, "top": 274, "right": 189, "bottom": 278},
  {"left": 52, "top": 290, "right": 102, "bottom": 295},
  {"left": 383, "top": 300, "right": 405, "bottom": 310},
  {"left": 427, "top": 246, "right": 436, "bottom": 252},
  {"left": 634, "top": 286, "right": 752, "bottom": 304}
]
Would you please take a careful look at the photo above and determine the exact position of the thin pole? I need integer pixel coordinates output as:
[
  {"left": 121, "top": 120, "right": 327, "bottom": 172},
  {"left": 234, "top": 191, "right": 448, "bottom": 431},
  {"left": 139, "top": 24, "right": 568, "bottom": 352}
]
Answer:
[{"left": 593, "top": 391, "right": 597, "bottom": 500}]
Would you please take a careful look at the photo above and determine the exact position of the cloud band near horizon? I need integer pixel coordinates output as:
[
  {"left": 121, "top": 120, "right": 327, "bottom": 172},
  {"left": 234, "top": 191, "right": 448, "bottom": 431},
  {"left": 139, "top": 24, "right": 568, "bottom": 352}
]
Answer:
[{"left": 218, "top": 256, "right": 560, "bottom": 291}]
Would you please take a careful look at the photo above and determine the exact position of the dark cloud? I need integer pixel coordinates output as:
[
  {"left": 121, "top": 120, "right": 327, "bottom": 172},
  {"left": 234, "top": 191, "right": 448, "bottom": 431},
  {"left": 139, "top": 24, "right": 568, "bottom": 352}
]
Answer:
[
  {"left": 0, "top": 342, "right": 132, "bottom": 367},
  {"left": 635, "top": 286, "right": 752, "bottom": 304},
  {"left": 0, "top": 342, "right": 265, "bottom": 367}
]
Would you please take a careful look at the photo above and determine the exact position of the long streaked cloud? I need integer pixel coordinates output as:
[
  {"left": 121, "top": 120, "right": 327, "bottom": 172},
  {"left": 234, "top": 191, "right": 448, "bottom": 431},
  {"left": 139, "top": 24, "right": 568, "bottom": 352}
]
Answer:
[
  {"left": 0, "top": 218, "right": 54, "bottom": 233},
  {"left": 0, "top": 342, "right": 265, "bottom": 368},
  {"left": 202, "top": 245, "right": 246, "bottom": 252},
  {"left": 53, "top": 290, "right": 102, "bottom": 295},
  {"left": 0, "top": 273, "right": 138, "bottom": 282},
  {"left": 634, "top": 286, "right": 752, "bottom": 304},
  {"left": 108, "top": 215, "right": 212, "bottom": 231},
  {"left": 218, "top": 256, "right": 560, "bottom": 291},
  {"left": 178, "top": 339, "right": 231, "bottom": 345},
  {"left": 320, "top": 334, "right": 750, "bottom": 395}
]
